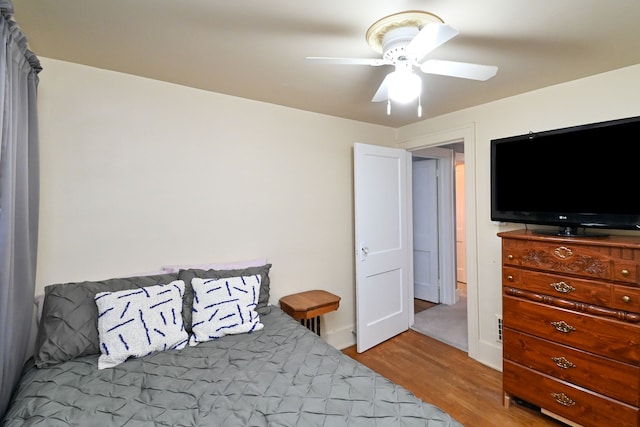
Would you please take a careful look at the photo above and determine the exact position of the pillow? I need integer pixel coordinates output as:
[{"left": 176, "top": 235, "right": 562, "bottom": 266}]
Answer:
[
  {"left": 34, "top": 272, "right": 179, "bottom": 368},
  {"left": 120, "top": 269, "right": 167, "bottom": 278},
  {"left": 95, "top": 281, "right": 189, "bottom": 369},
  {"left": 189, "top": 275, "right": 263, "bottom": 346},
  {"left": 178, "top": 264, "right": 272, "bottom": 333},
  {"left": 162, "top": 258, "right": 267, "bottom": 274}
]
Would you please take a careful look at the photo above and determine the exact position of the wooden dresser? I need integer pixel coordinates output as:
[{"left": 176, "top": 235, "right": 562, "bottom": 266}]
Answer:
[{"left": 499, "top": 229, "right": 640, "bottom": 427}]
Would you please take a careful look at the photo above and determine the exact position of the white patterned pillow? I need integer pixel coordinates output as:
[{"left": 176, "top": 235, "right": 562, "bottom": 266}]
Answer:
[
  {"left": 95, "top": 280, "right": 189, "bottom": 369},
  {"left": 189, "top": 275, "right": 264, "bottom": 346}
]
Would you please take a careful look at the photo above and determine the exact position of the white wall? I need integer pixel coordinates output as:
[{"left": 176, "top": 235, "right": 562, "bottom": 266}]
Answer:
[
  {"left": 36, "top": 57, "right": 640, "bottom": 368},
  {"left": 397, "top": 63, "right": 640, "bottom": 369},
  {"left": 35, "top": 58, "right": 397, "bottom": 349}
]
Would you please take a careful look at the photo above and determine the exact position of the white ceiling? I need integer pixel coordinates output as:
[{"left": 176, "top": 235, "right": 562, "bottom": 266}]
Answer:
[{"left": 12, "top": 0, "right": 640, "bottom": 128}]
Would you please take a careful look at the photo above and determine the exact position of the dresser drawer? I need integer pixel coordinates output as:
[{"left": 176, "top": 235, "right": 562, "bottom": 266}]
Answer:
[
  {"left": 502, "top": 239, "right": 611, "bottom": 279},
  {"left": 504, "top": 267, "right": 640, "bottom": 313},
  {"left": 502, "top": 239, "right": 639, "bottom": 284},
  {"left": 616, "top": 261, "right": 640, "bottom": 284},
  {"left": 503, "top": 295, "right": 640, "bottom": 364},
  {"left": 614, "top": 285, "right": 640, "bottom": 312},
  {"left": 503, "top": 267, "right": 612, "bottom": 306},
  {"left": 504, "top": 328, "right": 640, "bottom": 405},
  {"left": 504, "top": 360, "right": 639, "bottom": 427}
]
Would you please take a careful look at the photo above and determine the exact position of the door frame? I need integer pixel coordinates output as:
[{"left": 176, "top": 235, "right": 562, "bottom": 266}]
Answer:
[{"left": 398, "top": 123, "right": 479, "bottom": 357}]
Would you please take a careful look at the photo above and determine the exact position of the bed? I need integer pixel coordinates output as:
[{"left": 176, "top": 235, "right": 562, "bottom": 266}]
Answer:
[{"left": 2, "top": 264, "right": 463, "bottom": 426}]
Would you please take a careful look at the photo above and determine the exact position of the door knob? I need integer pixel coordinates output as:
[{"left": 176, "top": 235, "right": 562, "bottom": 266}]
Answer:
[{"left": 358, "top": 242, "right": 370, "bottom": 261}]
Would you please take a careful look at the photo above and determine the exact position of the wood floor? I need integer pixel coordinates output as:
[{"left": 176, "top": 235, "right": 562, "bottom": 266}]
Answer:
[
  {"left": 343, "top": 330, "right": 566, "bottom": 427},
  {"left": 414, "top": 297, "right": 437, "bottom": 313}
]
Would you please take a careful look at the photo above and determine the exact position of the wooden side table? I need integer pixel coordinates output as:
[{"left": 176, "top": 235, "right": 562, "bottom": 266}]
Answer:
[{"left": 279, "top": 290, "right": 340, "bottom": 336}]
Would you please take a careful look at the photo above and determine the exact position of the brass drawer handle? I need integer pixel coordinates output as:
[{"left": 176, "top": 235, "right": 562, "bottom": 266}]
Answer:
[
  {"left": 507, "top": 254, "right": 514, "bottom": 260},
  {"left": 550, "top": 281, "right": 575, "bottom": 294},
  {"left": 553, "top": 246, "right": 573, "bottom": 259},
  {"left": 551, "top": 392, "right": 575, "bottom": 407},
  {"left": 551, "top": 356, "right": 576, "bottom": 369},
  {"left": 621, "top": 269, "right": 630, "bottom": 277},
  {"left": 507, "top": 275, "right": 514, "bottom": 281},
  {"left": 551, "top": 320, "right": 576, "bottom": 333},
  {"left": 622, "top": 295, "right": 631, "bottom": 303}
]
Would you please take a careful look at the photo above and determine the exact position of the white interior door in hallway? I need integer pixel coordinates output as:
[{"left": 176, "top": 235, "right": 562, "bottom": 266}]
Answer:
[
  {"left": 455, "top": 154, "right": 467, "bottom": 284},
  {"left": 412, "top": 158, "right": 439, "bottom": 303}
]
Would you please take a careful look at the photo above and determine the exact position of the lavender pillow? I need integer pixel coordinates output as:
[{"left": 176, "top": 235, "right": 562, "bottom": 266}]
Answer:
[{"left": 162, "top": 258, "right": 267, "bottom": 274}]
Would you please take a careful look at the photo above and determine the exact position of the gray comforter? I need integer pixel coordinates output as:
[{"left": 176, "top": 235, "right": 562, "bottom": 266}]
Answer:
[{"left": 3, "top": 307, "right": 462, "bottom": 426}]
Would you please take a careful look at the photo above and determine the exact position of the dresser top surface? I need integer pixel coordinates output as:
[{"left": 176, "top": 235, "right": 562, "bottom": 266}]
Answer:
[{"left": 498, "top": 229, "right": 640, "bottom": 248}]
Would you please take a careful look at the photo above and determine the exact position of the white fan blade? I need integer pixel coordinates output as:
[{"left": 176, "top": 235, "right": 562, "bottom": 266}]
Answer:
[
  {"left": 406, "top": 23, "right": 459, "bottom": 61},
  {"left": 371, "top": 73, "right": 392, "bottom": 102},
  {"left": 420, "top": 60, "right": 498, "bottom": 81},
  {"left": 305, "top": 57, "right": 391, "bottom": 66}
]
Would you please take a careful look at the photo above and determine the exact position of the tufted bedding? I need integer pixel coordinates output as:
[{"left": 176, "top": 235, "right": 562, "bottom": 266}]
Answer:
[{"left": 3, "top": 307, "right": 462, "bottom": 426}]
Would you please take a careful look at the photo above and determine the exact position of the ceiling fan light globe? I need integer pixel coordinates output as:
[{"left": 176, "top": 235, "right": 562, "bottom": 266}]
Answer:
[{"left": 388, "top": 71, "right": 421, "bottom": 103}]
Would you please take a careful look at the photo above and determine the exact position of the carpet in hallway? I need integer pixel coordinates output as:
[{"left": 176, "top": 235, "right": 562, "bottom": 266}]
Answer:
[{"left": 411, "top": 296, "right": 468, "bottom": 352}]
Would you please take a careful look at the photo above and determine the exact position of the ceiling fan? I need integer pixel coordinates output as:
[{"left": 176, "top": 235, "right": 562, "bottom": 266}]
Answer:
[{"left": 306, "top": 11, "right": 498, "bottom": 116}]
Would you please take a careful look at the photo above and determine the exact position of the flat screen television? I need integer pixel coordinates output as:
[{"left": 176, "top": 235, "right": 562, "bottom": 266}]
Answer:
[{"left": 490, "top": 115, "right": 640, "bottom": 237}]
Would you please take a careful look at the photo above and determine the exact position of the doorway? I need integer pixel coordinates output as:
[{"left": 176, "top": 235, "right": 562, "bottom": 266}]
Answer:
[
  {"left": 410, "top": 142, "right": 468, "bottom": 352},
  {"left": 353, "top": 127, "right": 478, "bottom": 356}
]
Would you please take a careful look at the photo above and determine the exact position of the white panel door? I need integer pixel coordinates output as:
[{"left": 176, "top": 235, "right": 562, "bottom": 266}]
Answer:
[
  {"left": 354, "top": 143, "right": 409, "bottom": 353},
  {"left": 412, "top": 159, "right": 439, "bottom": 302}
]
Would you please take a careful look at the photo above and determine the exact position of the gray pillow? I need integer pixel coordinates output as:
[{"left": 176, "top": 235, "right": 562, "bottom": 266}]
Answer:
[
  {"left": 34, "top": 273, "right": 179, "bottom": 368},
  {"left": 178, "top": 264, "right": 272, "bottom": 333}
]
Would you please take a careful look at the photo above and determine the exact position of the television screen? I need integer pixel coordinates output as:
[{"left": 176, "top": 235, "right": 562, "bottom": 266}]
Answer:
[{"left": 491, "top": 115, "right": 640, "bottom": 236}]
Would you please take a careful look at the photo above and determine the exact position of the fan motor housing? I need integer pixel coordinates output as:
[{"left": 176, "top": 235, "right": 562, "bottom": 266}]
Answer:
[{"left": 381, "top": 27, "right": 419, "bottom": 62}]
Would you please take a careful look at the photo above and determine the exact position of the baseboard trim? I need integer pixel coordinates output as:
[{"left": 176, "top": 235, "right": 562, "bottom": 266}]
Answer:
[{"left": 325, "top": 324, "right": 356, "bottom": 350}]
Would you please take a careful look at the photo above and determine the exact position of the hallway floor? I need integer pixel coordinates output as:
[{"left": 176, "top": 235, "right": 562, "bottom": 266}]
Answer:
[{"left": 412, "top": 282, "right": 468, "bottom": 351}]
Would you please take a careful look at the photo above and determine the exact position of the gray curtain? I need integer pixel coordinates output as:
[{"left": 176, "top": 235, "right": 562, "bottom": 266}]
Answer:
[{"left": 0, "top": 0, "right": 41, "bottom": 418}]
